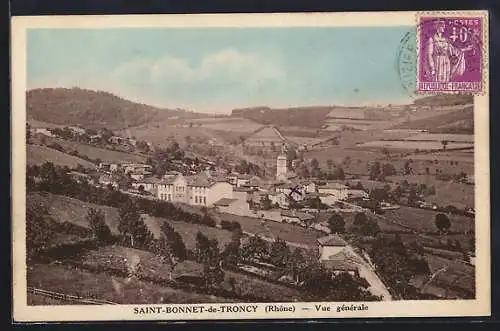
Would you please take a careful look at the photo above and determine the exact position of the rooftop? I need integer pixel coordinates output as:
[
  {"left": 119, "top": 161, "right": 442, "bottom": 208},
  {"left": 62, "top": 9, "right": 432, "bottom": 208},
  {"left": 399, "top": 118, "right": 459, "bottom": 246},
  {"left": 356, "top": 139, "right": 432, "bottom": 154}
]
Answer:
[
  {"left": 317, "top": 234, "right": 347, "bottom": 247},
  {"left": 318, "top": 182, "right": 349, "bottom": 190},
  {"left": 322, "top": 259, "right": 358, "bottom": 271}
]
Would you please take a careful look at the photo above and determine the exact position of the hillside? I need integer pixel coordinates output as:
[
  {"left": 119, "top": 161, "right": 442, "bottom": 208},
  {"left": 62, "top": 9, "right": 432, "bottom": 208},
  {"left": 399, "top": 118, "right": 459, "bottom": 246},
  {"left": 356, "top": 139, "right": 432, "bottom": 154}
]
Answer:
[
  {"left": 413, "top": 94, "right": 473, "bottom": 107},
  {"left": 27, "top": 88, "right": 179, "bottom": 130},
  {"left": 392, "top": 107, "right": 474, "bottom": 134},
  {"left": 232, "top": 106, "right": 332, "bottom": 128},
  {"left": 27, "top": 144, "right": 96, "bottom": 169}
]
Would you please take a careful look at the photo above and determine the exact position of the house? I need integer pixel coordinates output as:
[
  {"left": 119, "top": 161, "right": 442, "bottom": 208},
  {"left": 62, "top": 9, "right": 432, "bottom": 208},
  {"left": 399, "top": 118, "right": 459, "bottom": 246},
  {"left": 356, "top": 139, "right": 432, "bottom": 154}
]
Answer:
[
  {"left": 347, "top": 189, "right": 369, "bottom": 200},
  {"left": 268, "top": 191, "right": 290, "bottom": 209},
  {"left": 322, "top": 259, "right": 359, "bottom": 277},
  {"left": 156, "top": 173, "right": 233, "bottom": 207},
  {"left": 232, "top": 186, "right": 255, "bottom": 201},
  {"left": 68, "top": 126, "right": 87, "bottom": 135},
  {"left": 318, "top": 193, "right": 339, "bottom": 207},
  {"left": 317, "top": 182, "right": 349, "bottom": 201},
  {"left": 34, "top": 128, "right": 55, "bottom": 137},
  {"left": 98, "top": 174, "right": 118, "bottom": 188},
  {"left": 67, "top": 171, "right": 95, "bottom": 185},
  {"left": 213, "top": 198, "right": 250, "bottom": 216},
  {"left": 317, "top": 234, "right": 348, "bottom": 261},
  {"left": 234, "top": 174, "right": 260, "bottom": 188},
  {"left": 280, "top": 210, "right": 315, "bottom": 226},
  {"left": 132, "top": 176, "right": 161, "bottom": 195}
]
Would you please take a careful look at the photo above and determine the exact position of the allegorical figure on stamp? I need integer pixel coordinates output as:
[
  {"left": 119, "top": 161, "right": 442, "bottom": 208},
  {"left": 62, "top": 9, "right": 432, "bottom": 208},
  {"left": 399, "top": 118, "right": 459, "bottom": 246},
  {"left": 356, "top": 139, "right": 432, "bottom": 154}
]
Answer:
[{"left": 426, "top": 19, "right": 473, "bottom": 83}]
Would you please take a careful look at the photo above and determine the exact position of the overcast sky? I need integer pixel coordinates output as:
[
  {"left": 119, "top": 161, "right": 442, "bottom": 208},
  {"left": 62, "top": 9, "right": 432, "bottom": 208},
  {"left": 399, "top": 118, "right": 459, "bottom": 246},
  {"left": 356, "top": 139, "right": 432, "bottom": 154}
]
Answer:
[{"left": 27, "top": 26, "right": 416, "bottom": 113}]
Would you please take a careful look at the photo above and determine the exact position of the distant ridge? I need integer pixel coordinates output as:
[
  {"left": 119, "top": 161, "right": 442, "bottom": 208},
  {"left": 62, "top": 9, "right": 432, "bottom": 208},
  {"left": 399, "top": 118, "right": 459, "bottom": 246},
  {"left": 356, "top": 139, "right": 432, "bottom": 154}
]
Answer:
[{"left": 27, "top": 87, "right": 181, "bottom": 130}]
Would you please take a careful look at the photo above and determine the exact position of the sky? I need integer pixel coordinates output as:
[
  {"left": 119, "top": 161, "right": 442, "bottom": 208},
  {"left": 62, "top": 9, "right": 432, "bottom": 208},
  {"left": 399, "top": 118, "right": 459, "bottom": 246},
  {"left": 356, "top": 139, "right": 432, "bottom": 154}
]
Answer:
[{"left": 27, "top": 26, "right": 416, "bottom": 114}]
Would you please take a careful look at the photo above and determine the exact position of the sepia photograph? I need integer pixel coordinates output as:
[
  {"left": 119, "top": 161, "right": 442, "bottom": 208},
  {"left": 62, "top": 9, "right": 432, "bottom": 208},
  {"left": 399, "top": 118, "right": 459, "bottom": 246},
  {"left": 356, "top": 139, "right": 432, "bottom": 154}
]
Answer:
[{"left": 11, "top": 11, "right": 490, "bottom": 321}]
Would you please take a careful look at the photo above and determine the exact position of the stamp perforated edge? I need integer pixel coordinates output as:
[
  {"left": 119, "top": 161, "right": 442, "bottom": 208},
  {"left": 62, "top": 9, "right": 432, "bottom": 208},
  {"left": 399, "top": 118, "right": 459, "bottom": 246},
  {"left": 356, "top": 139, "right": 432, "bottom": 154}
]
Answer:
[{"left": 414, "top": 10, "right": 489, "bottom": 96}]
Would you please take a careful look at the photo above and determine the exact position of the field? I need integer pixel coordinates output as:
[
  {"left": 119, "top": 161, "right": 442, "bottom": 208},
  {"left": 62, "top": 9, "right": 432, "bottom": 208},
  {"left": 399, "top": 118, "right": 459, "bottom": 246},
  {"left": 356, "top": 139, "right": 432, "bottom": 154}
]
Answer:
[
  {"left": 27, "top": 263, "right": 233, "bottom": 304},
  {"left": 28, "top": 192, "right": 122, "bottom": 234},
  {"left": 142, "top": 214, "right": 234, "bottom": 250},
  {"left": 118, "top": 122, "right": 222, "bottom": 148},
  {"left": 27, "top": 144, "right": 96, "bottom": 169},
  {"left": 189, "top": 117, "right": 263, "bottom": 133},
  {"left": 403, "top": 133, "right": 474, "bottom": 143},
  {"left": 356, "top": 140, "right": 473, "bottom": 151},
  {"left": 386, "top": 175, "right": 474, "bottom": 208},
  {"left": 381, "top": 206, "right": 474, "bottom": 234},
  {"left": 216, "top": 212, "right": 324, "bottom": 247},
  {"left": 28, "top": 192, "right": 235, "bottom": 250},
  {"left": 44, "top": 138, "right": 147, "bottom": 163}
]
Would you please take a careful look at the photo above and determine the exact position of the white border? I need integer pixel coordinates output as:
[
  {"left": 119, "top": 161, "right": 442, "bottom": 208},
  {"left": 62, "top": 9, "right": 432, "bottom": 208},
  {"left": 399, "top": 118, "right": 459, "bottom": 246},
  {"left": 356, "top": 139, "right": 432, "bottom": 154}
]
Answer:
[{"left": 11, "top": 11, "right": 490, "bottom": 322}]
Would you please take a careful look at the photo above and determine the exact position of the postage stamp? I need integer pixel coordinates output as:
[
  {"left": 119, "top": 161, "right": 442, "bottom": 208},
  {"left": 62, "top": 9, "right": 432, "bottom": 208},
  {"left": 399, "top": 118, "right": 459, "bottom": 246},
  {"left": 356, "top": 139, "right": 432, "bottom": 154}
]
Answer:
[
  {"left": 11, "top": 11, "right": 490, "bottom": 322},
  {"left": 416, "top": 13, "right": 487, "bottom": 94}
]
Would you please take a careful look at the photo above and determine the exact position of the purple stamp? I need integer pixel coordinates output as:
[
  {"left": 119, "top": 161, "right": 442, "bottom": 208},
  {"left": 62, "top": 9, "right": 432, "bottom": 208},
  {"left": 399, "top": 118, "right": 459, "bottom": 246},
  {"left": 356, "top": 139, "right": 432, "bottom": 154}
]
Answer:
[{"left": 417, "top": 15, "right": 485, "bottom": 94}]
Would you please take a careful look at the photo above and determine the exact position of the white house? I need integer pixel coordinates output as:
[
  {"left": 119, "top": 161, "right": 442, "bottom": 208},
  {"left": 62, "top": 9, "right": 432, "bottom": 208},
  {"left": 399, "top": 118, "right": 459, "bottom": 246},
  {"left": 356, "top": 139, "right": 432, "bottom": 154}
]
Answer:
[
  {"left": 213, "top": 198, "right": 251, "bottom": 216},
  {"left": 318, "top": 193, "right": 339, "bottom": 207},
  {"left": 156, "top": 173, "right": 233, "bottom": 207},
  {"left": 269, "top": 191, "right": 290, "bottom": 209},
  {"left": 317, "top": 234, "right": 348, "bottom": 261},
  {"left": 34, "top": 128, "right": 55, "bottom": 137},
  {"left": 317, "top": 182, "right": 349, "bottom": 201}
]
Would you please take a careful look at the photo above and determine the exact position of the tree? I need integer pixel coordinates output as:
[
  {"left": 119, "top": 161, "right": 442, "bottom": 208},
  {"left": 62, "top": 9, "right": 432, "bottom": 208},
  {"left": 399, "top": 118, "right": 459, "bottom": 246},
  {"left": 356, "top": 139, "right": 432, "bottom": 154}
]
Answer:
[
  {"left": 118, "top": 202, "right": 153, "bottom": 249},
  {"left": 441, "top": 140, "right": 449, "bottom": 150},
  {"left": 160, "top": 221, "right": 187, "bottom": 261},
  {"left": 241, "top": 235, "right": 269, "bottom": 262},
  {"left": 327, "top": 213, "right": 346, "bottom": 234},
  {"left": 403, "top": 160, "right": 413, "bottom": 175},
  {"left": 86, "top": 208, "right": 112, "bottom": 243},
  {"left": 351, "top": 212, "right": 380, "bottom": 236},
  {"left": 326, "top": 159, "right": 334, "bottom": 172},
  {"left": 26, "top": 123, "right": 31, "bottom": 143},
  {"left": 26, "top": 202, "right": 54, "bottom": 260},
  {"left": 222, "top": 231, "right": 242, "bottom": 268},
  {"left": 310, "top": 158, "right": 319, "bottom": 170},
  {"left": 382, "top": 163, "right": 397, "bottom": 178},
  {"left": 269, "top": 237, "right": 291, "bottom": 267},
  {"left": 435, "top": 213, "right": 451, "bottom": 233},
  {"left": 368, "top": 161, "right": 381, "bottom": 180}
]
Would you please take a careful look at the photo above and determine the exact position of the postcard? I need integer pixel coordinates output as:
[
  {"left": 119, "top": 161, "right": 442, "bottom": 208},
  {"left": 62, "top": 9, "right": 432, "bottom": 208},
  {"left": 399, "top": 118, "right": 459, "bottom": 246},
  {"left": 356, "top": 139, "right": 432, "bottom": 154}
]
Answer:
[{"left": 11, "top": 11, "right": 490, "bottom": 322}]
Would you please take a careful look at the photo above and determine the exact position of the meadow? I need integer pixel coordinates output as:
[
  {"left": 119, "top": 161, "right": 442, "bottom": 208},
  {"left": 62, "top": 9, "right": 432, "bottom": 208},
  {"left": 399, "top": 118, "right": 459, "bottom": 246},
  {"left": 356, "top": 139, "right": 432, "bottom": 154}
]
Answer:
[
  {"left": 27, "top": 263, "right": 233, "bottom": 305},
  {"left": 27, "top": 144, "right": 96, "bottom": 169}
]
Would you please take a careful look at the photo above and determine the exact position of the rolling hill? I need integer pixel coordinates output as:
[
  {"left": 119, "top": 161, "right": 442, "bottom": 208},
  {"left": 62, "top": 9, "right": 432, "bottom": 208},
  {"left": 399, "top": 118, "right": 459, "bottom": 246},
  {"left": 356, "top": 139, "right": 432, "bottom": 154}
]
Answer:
[
  {"left": 232, "top": 106, "right": 332, "bottom": 128},
  {"left": 27, "top": 88, "right": 180, "bottom": 130},
  {"left": 392, "top": 106, "right": 474, "bottom": 134}
]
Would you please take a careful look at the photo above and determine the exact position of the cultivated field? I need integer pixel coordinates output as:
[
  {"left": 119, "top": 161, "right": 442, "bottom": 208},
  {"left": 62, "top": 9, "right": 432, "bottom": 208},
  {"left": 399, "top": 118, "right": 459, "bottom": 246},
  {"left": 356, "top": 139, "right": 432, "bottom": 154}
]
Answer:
[
  {"left": 28, "top": 192, "right": 235, "bottom": 250},
  {"left": 216, "top": 212, "right": 324, "bottom": 247},
  {"left": 27, "top": 145, "right": 96, "bottom": 169},
  {"left": 386, "top": 175, "right": 474, "bottom": 208},
  {"left": 142, "top": 214, "right": 234, "bottom": 250},
  {"left": 27, "top": 263, "right": 233, "bottom": 305},
  {"left": 45, "top": 138, "right": 147, "bottom": 163},
  {"left": 189, "top": 117, "right": 263, "bottom": 133},
  {"left": 356, "top": 140, "right": 473, "bottom": 151},
  {"left": 402, "top": 133, "right": 474, "bottom": 143},
  {"left": 28, "top": 192, "right": 122, "bottom": 234},
  {"left": 382, "top": 206, "right": 474, "bottom": 234}
]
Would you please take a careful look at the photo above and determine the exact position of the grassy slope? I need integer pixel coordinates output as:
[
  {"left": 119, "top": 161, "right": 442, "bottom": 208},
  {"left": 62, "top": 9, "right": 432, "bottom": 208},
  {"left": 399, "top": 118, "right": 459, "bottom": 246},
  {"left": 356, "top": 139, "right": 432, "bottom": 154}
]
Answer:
[
  {"left": 44, "top": 137, "right": 147, "bottom": 163},
  {"left": 27, "top": 192, "right": 233, "bottom": 250},
  {"left": 27, "top": 263, "right": 234, "bottom": 304},
  {"left": 27, "top": 144, "right": 96, "bottom": 169}
]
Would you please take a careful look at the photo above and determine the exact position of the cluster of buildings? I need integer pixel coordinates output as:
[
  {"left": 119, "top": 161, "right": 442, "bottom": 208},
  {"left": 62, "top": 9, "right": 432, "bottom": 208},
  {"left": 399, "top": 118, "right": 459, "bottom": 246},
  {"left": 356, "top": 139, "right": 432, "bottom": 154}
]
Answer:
[{"left": 95, "top": 153, "right": 369, "bottom": 234}]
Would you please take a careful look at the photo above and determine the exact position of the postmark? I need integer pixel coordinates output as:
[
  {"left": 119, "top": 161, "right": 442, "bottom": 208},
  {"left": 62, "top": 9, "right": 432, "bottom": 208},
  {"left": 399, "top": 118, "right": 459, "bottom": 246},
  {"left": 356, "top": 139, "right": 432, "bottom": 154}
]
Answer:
[{"left": 415, "top": 14, "right": 486, "bottom": 94}]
